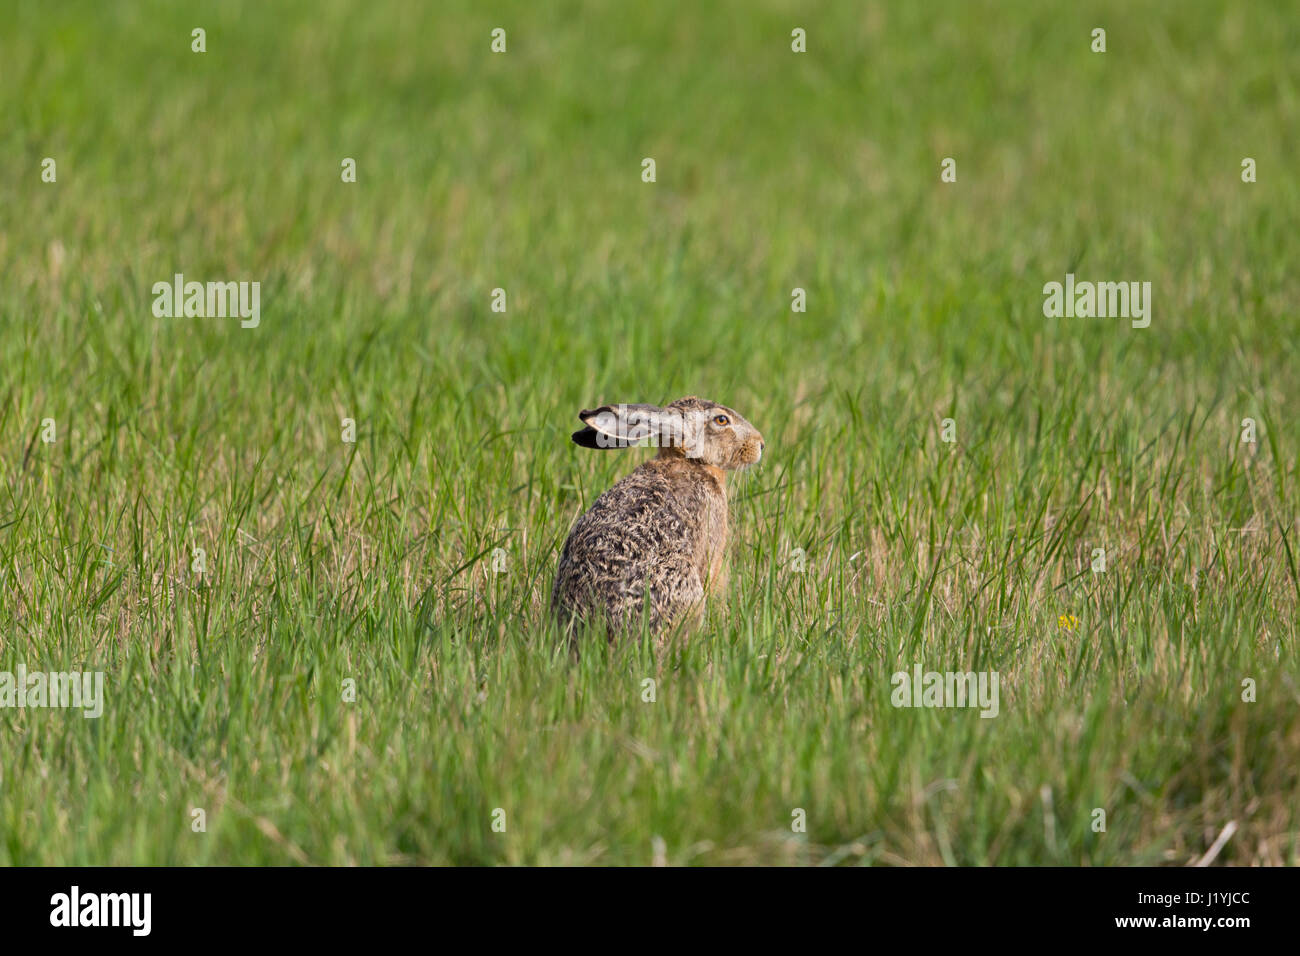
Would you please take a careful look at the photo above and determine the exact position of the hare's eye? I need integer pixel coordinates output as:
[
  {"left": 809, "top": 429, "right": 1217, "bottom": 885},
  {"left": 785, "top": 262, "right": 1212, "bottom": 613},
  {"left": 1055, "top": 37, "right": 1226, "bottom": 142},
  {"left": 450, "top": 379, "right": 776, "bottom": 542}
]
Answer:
[{"left": 713, "top": 414, "right": 730, "bottom": 426}]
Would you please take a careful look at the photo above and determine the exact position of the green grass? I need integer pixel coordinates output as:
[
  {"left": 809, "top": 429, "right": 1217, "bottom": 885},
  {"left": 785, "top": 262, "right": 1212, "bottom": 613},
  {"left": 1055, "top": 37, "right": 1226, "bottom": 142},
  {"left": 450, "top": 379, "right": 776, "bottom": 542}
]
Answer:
[{"left": 1, "top": 0, "right": 1298, "bottom": 865}]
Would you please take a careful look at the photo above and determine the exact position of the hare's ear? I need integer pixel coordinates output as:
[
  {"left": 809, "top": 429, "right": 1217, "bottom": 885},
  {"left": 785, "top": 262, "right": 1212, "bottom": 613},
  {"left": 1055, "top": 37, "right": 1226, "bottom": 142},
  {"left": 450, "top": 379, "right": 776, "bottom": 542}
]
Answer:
[{"left": 571, "top": 403, "right": 668, "bottom": 449}]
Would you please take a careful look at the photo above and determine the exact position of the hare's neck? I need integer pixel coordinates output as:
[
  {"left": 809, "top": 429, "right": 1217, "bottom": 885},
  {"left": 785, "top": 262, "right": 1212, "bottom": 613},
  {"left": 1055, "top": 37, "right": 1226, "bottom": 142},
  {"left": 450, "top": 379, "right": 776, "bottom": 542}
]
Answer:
[
  {"left": 689, "top": 460, "right": 728, "bottom": 498},
  {"left": 657, "top": 447, "right": 724, "bottom": 476},
  {"left": 651, "top": 453, "right": 727, "bottom": 496}
]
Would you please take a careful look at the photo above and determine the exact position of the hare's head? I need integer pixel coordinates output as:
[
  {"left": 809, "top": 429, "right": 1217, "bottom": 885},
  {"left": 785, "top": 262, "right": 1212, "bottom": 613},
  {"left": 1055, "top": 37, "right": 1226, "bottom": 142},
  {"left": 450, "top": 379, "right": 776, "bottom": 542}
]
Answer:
[{"left": 571, "top": 396, "right": 764, "bottom": 470}]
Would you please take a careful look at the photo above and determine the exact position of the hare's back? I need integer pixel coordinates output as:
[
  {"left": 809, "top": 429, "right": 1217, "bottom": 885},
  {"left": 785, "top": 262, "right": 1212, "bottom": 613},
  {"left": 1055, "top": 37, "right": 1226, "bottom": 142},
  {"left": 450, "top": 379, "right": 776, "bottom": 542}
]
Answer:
[{"left": 565, "top": 465, "right": 696, "bottom": 563}]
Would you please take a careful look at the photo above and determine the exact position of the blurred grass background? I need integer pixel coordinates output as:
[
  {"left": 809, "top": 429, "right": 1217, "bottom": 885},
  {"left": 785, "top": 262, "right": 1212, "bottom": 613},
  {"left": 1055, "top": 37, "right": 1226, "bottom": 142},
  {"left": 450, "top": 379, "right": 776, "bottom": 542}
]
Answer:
[{"left": 0, "top": 0, "right": 1297, "bottom": 864}]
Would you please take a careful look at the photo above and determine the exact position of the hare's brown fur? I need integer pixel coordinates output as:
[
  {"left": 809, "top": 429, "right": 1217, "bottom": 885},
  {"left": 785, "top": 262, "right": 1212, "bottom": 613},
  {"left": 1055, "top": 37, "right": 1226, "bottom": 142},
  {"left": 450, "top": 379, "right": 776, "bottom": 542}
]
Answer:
[{"left": 551, "top": 396, "right": 764, "bottom": 636}]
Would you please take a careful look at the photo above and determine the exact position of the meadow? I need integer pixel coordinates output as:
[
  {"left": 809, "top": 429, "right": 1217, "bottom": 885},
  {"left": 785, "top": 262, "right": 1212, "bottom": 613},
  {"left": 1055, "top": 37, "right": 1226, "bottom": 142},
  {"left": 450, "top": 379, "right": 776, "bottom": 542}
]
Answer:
[{"left": 0, "top": 0, "right": 1297, "bottom": 864}]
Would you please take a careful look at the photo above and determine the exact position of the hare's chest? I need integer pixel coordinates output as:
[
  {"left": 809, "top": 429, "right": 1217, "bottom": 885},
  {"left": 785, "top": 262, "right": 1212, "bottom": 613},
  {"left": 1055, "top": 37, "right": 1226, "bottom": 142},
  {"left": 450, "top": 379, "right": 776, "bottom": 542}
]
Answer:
[
  {"left": 696, "top": 492, "right": 729, "bottom": 593},
  {"left": 649, "top": 459, "right": 730, "bottom": 592}
]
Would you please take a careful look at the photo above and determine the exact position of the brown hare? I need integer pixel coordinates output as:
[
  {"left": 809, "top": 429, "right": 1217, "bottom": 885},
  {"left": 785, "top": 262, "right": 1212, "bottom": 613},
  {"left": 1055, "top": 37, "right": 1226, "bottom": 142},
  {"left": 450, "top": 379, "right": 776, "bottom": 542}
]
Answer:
[{"left": 551, "top": 396, "right": 764, "bottom": 636}]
